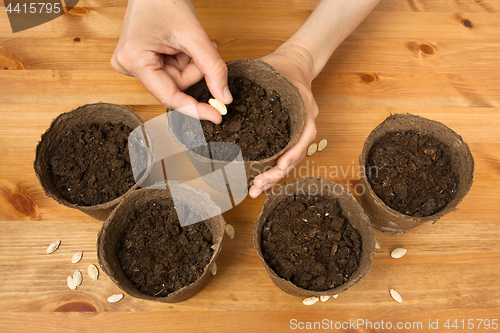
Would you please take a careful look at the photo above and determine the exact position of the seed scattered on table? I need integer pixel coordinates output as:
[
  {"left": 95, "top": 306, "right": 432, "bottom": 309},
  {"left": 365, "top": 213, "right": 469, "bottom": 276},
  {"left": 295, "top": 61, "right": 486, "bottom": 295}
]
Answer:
[
  {"left": 88, "top": 264, "right": 99, "bottom": 280},
  {"left": 46, "top": 240, "right": 61, "bottom": 254},
  {"left": 73, "top": 270, "right": 82, "bottom": 286},
  {"left": 71, "top": 251, "right": 83, "bottom": 264},
  {"left": 332, "top": 294, "right": 338, "bottom": 299},
  {"left": 317, "top": 139, "right": 328, "bottom": 152},
  {"left": 320, "top": 295, "right": 330, "bottom": 302},
  {"left": 390, "top": 289, "right": 403, "bottom": 303},
  {"left": 303, "top": 296, "right": 319, "bottom": 305},
  {"left": 67, "top": 276, "right": 77, "bottom": 290},
  {"left": 209, "top": 98, "right": 227, "bottom": 115},
  {"left": 225, "top": 224, "right": 235, "bottom": 239},
  {"left": 107, "top": 294, "right": 124, "bottom": 303},
  {"left": 211, "top": 263, "right": 217, "bottom": 275},
  {"left": 391, "top": 248, "right": 407, "bottom": 259},
  {"left": 375, "top": 239, "right": 381, "bottom": 251},
  {"left": 307, "top": 143, "right": 318, "bottom": 156}
]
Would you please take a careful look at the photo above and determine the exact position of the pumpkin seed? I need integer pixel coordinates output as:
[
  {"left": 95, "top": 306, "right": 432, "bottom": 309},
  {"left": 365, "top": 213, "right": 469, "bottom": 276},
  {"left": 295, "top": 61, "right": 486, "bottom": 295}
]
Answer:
[
  {"left": 332, "top": 294, "right": 339, "bottom": 298},
  {"left": 211, "top": 263, "right": 217, "bottom": 275},
  {"left": 320, "top": 295, "right": 330, "bottom": 302},
  {"left": 46, "top": 240, "right": 61, "bottom": 254},
  {"left": 88, "top": 264, "right": 99, "bottom": 280},
  {"left": 390, "top": 289, "right": 403, "bottom": 303},
  {"left": 375, "top": 239, "right": 381, "bottom": 251},
  {"left": 303, "top": 296, "right": 319, "bottom": 305},
  {"left": 107, "top": 294, "right": 124, "bottom": 303},
  {"left": 225, "top": 224, "right": 235, "bottom": 239},
  {"left": 67, "top": 276, "right": 77, "bottom": 290},
  {"left": 73, "top": 270, "right": 82, "bottom": 286},
  {"left": 71, "top": 251, "right": 83, "bottom": 264},
  {"left": 307, "top": 143, "right": 318, "bottom": 156},
  {"left": 317, "top": 139, "right": 328, "bottom": 152},
  {"left": 208, "top": 98, "right": 227, "bottom": 115},
  {"left": 391, "top": 248, "right": 407, "bottom": 259}
]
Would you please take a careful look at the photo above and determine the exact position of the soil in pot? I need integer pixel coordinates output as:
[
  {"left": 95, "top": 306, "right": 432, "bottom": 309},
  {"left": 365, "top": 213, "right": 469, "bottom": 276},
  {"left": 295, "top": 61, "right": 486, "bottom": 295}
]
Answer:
[
  {"left": 115, "top": 197, "right": 214, "bottom": 297},
  {"left": 261, "top": 194, "right": 362, "bottom": 291},
  {"left": 366, "top": 130, "right": 458, "bottom": 217},
  {"left": 49, "top": 122, "right": 135, "bottom": 206},
  {"left": 184, "top": 76, "right": 290, "bottom": 161}
]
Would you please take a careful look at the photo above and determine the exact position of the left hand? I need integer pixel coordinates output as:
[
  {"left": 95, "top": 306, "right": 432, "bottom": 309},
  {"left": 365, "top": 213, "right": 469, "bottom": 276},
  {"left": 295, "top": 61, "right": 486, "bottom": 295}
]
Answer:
[{"left": 249, "top": 45, "right": 319, "bottom": 198}]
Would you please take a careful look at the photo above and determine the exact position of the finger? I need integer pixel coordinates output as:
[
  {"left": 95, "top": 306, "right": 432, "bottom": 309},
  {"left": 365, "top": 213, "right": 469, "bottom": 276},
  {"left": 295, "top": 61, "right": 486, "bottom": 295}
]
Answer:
[
  {"left": 251, "top": 112, "right": 317, "bottom": 193},
  {"left": 163, "top": 62, "right": 204, "bottom": 91},
  {"left": 134, "top": 66, "right": 222, "bottom": 123},
  {"left": 186, "top": 33, "right": 233, "bottom": 104},
  {"left": 163, "top": 53, "right": 192, "bottom": 71}
]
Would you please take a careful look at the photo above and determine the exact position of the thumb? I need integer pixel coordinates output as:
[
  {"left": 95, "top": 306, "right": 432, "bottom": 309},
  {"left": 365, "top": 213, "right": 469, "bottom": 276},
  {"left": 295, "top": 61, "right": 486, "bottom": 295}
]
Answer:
[{"left": 187, "top": 32, "right": 233, "bottom": 104}]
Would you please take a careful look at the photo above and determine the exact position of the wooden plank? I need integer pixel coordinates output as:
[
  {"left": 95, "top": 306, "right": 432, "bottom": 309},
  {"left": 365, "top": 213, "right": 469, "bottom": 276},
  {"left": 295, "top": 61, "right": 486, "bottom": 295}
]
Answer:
[{"left": 0, "top": 219, "right": 499, "bottom": 313}]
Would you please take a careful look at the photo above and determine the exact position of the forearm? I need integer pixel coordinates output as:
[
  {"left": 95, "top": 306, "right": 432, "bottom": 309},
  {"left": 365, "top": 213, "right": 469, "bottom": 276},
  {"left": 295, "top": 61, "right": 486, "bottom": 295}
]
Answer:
[{"left": 281, "top": 0, "right": 380, "bottom": 80}]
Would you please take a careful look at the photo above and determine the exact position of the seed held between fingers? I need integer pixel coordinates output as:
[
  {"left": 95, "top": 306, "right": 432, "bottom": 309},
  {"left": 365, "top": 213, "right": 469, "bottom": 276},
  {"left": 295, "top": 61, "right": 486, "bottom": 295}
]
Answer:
[{"left": 209, "top": 98, "right": 227, "bottom": 115}]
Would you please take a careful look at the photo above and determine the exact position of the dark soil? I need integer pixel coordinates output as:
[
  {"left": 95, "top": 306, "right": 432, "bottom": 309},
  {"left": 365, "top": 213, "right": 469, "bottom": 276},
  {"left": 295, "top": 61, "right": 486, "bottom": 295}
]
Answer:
[
  {"left": 49, "top": 122, "right": 135, "bottom": 206},
  {"left": 261, "top": 195, "right": 362, "bottom": 291},
  {"left": 366, "top": 130, "right": 458, "bottom": 217},
  {"left": 185, "top": 76, "right": 290, "bottom": 161},
  {"left": 116, "top": 198, "right": 214, "bottom": 297}
]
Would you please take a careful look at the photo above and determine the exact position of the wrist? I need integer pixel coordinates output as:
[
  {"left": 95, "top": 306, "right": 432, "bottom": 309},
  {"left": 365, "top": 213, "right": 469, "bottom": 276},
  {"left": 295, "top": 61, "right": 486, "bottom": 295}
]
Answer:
[{"left": 273, "top": 43, "right": 316, "bottom": 83}]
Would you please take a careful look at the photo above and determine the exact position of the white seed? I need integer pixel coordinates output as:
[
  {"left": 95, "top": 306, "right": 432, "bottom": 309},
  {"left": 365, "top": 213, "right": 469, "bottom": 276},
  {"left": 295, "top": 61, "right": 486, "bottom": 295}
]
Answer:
[
  {"left": 390, "top": 289, "right": 403, "bottom": 303},
  {"left": 88, "top": 264, "right": 99, "bottom": 280},
  {"left": 303, "top": 296, "right": 319, "bottom": 305},
  {"left": 73, "top": 270, "right": 82, "bottom": 286},
  {"left": 208, "top": 98, "right": 227, "bottom": 115},
  {"left": 375, "top": 239, "right": 381, "bottom": 251},
  {"left": 67, "top": 276, "right": 77, "bottom": 290},
  {"left": 391, "top": 248, "right": 407, "bottom": 259},
  {"left": 71, "top": 251, "right": 83, "bottom": 264},
  {"left": 46, "top": 240, "right": 61, "bottom": 254},
  {"left": 225, "top": 224, "right": 235, "bottom": 239},
  {"left": 317, "top": 139, "right": 328, "bottom": 152},
  {"left": 211, "top": 263, "right": 217, "bottom": 276},
  {"left": 107, "top": 294, "right": 124, "bottom": 303},
  {"left": 320, "top": 295, "right": 330, "bottom": 302},
  {"left": 332, "top": 294, "right": 339, "bottom": 298},
  {"left": 307, "top": 143, "right": 318, "bottom": 156}
]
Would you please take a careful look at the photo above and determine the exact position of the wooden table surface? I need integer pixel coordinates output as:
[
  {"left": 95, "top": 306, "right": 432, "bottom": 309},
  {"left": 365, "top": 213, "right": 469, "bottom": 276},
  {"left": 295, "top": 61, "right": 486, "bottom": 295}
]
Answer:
[{"left": 1, "top": 0, "right": 500, "bottom": 332}]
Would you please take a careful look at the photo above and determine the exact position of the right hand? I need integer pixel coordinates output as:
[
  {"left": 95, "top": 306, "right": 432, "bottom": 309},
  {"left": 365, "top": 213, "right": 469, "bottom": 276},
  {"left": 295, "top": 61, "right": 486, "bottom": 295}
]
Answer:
[{"left": 111, "top": 0, "right": 232, "bottom": 123}]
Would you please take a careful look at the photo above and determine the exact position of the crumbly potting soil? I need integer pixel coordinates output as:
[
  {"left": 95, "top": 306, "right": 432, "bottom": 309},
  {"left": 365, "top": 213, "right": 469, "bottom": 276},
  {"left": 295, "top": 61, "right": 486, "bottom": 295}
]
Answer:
[
  {"left": 366, "top": 130, "right": 458, "bottom": 217},
  {"left": 49, "top": 122, "right": 135, "bottom": 206},
  {"left": 187, "top": 76, "right": 290, "bottom": 161},
  {"left": 116, "top": 199, "right": 214, "bottom": 297},
  {"left": 261, "top": 195, "right": 362, "bottom": 291}
]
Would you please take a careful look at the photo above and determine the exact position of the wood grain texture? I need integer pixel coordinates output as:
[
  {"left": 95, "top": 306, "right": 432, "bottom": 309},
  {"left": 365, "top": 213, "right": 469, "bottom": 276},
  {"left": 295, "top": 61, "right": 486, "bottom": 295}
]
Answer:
[{"left": 0, "top": 0, "right": 499, "bottom": 331}]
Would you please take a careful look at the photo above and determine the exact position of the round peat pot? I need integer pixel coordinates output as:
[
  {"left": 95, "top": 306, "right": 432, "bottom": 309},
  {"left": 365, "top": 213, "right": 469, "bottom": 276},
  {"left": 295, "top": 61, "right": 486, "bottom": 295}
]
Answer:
[
  {"left": 168, "top": 59, "right": 306, "bottom": 192},
  {"left": 254, "top": 177, "right": 375, "bottom": 298},
  {"left": 359, "top": 113, "right": 474, "bottom": 234},
  {"left": 34, "top": 103, "right": 152, "bottom": 220},
  {"left": 97, "top": 183, "right": 225, "bottom": 303}
]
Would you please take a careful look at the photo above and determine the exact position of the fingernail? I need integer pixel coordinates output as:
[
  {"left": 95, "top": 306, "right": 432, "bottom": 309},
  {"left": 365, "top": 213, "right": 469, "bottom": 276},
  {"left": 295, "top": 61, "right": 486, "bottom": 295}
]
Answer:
[{"left": 223, "top": 85, "right": 233, "bottom": 104}]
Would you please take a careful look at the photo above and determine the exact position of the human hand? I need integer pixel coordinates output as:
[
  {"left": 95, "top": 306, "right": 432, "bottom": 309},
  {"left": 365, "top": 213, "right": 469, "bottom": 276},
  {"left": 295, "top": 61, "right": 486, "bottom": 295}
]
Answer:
[
  {"left": 249, "top": 45, "right": 319, "bottom": 198},
  {"left": 111, "top": 0, "right": 232, "bottom": 123}
]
